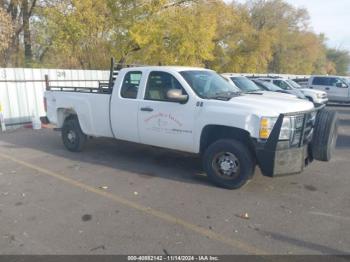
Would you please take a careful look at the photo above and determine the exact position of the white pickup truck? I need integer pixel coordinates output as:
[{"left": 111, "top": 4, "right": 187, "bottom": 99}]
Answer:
[
  {"left": 257, "top": 77, "right": 328, "bottom": 105},
  {"left": 43, "top": 62, "right": 338, "bottom": 189}
]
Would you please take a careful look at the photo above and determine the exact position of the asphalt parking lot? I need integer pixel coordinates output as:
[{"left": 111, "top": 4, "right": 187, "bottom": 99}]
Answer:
[{"left": 0, "top": 105, "right": 349, "bottom": 255}]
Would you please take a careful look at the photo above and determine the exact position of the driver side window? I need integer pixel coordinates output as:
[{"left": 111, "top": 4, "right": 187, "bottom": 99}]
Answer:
[
  {"left": 329, "top": 78, "right": 345, "bottom": 87},
  {"left": 145, "top": 71, "right": 186, "bottom": 101}
]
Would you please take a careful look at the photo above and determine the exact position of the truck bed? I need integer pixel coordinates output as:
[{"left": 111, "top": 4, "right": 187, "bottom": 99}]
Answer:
[{"left": 45, "top": 91, "right": 114, "bottom": 138}]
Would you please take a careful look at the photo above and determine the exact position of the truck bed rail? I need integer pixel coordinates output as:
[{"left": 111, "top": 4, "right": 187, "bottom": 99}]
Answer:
[
  {"left": 45, "top": 77, "right": 113, "bottom": 94},
  {"left": 45, "top": 58, "right": 149, "bottom": 94},
  {"left": 45, "top": 58, "right": 118, "bottom": 94}
]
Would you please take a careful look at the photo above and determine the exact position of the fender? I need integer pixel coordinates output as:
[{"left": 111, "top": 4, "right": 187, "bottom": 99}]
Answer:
[
  {"left": 53, "top": 95, "right": 95, "bottom": 136},
  {"left": 199, "top": 125, "right": 255, "bottom": 156}
]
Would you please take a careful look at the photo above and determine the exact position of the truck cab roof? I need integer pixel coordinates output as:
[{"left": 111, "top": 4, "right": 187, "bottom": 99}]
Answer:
[{"left": 120, "top": 66, "right": 211, "bottom": 73}]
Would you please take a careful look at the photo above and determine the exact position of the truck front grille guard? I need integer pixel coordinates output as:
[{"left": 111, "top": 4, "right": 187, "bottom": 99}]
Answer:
[
  {"left": 264, "top": 104, "right": 326, "bottom": 152},
  {"left": 256, "top": 104, "right": 325, "bottom": 177}
]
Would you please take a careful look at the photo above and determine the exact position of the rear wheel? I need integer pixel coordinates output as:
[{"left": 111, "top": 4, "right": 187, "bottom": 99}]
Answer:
[
  {"left": 203, "top": 139, "right": 255, "bottom": 189},
  {"left": 62, "top": 116, "right": 87, "bottom": 152},
  {"left": 312, "top": 109, "right": 338, "bottom": 161}
]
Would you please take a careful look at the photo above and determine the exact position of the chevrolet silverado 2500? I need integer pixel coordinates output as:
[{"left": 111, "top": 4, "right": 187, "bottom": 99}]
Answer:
[{"left": 44, "top": 62, "right": 338, "bottom": 189}]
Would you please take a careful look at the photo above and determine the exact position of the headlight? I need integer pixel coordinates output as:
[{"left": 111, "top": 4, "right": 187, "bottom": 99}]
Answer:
[
  {"left": 279, "top": 117, "right": 293, "bottom": 140},
  {"left": 259, "top": 117, "right": 277, "bottom": 139},
  {"left": 259, "top": 116, "right": 294, "bottom": 140},
  {"left": 316, "top": 93, "right": 323, "bottom": 99}
]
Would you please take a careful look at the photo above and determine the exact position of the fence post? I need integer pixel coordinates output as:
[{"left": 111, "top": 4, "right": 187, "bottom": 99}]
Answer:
[
  {"left": 45, "top": 74, "right": 49, "bottom": 90},
  {"left": 0, "top": 102, "right": 6, "bottom": 132}
]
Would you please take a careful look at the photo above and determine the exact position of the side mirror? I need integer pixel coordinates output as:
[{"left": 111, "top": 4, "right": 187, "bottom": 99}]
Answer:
[
  {"left": 336, "top": 82, "right": 348, "bottom": 88},
  {"left": 166, "top": 89, "right": 188, "bottom": 103}
]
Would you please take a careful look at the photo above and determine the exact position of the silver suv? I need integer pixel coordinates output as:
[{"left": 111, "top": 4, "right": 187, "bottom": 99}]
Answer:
[{"left": 308, "top": 76, "right": 350, "bottom": 103}]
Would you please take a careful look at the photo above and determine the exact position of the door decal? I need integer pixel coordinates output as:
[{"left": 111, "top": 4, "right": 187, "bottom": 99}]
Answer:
[{"left": 144, "top": 112, "right": 192, "bottom": 134}]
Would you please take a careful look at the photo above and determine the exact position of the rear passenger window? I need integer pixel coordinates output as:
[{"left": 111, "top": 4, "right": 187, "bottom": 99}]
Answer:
[
  {"left": 312, "top": 77, "right": 329, "bottom": 86},
  {"left": 121, "top": 71, "right": 142, "bottom": 99}
]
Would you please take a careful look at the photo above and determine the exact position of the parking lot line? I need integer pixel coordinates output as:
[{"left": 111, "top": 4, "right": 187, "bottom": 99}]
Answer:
[{"left": 0, "top": 151, "right": 267, "bottom": 255}]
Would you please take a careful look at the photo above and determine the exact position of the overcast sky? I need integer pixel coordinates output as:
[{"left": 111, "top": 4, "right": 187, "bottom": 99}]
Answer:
[{"left": 230, "top": 0, "right": 350, "bottom": 51}]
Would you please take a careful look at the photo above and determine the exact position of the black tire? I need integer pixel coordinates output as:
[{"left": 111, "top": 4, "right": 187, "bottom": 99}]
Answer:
[
  {"left": 203, "top": 139, "right": 255, "bottom": 189},
  {"left": 62, "top": 116, "right": 87, "bottom": 152},
  {"left": 312, "top": 109, "right": 338, "bottom": 161}
]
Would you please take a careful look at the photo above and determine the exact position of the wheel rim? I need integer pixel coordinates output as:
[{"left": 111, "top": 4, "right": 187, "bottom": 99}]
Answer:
[
  {"left": 66, "top": 130, "right": 77, "bottom": 144},
  {"left": 212, "top": 152, "right": 240, "bottom": 179}
]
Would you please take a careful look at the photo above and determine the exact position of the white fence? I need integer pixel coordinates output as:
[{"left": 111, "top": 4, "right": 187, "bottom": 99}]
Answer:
[{"left": 0, "top": 68, "right": 109, "bottom": 127}]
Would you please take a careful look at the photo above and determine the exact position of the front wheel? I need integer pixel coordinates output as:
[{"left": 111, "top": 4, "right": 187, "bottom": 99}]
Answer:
[
  {"left": 203, "top": 139, "right": 255, "bottom": 189},
  {"left": 312, "top": 109, "right": 338, "bottom": 161},
  {"left": 62, "top": 116, "right": 87, "bottom": 152}
]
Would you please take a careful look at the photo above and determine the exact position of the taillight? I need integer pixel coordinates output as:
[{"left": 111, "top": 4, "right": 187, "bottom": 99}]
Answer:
[{"left": 44, "top": 97, "right": 47, "bottom": 112}]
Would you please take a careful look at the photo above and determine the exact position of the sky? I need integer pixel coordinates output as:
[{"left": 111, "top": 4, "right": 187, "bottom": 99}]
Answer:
[{"left": 231, "top": 0, "right": 350, "bottom": 52}]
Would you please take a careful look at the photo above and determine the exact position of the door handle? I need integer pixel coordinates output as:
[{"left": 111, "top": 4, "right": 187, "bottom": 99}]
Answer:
[
  {"left": 140, "top": 107, "right": 154, "bottom": 112},
  {"left": 325, "top": 87, "right": 330, "bottom": 90}
]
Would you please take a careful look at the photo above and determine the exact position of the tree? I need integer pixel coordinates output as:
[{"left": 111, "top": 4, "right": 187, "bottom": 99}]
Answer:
[
  {"left": 106, "top": 0, "right": 204, "bottom": 66},
  {"left": 326, "top": 48, "right": 350, "bottom": 75},
  {"left": 244, "top": 0, "right": 327, "bottom": 74},
  {"left": 38, "top": 0, "right": 210, "bottom": 68},
  {"left": 127, "top": 0, "right": 216, "bottom": 66},
  {"left": 34, "top": 0, "right": 112, "bottom": 68},
  {"left": 203, "top": 1, "right": 274, "bottom": 73},
  {"left": 0, "top": 0, "right": 37, "bottom": 66},
  {"left": 1, "top": 0, "right": 348, "bottom": 75},
  {"left": 0, "top": 7, "right": 14, "bottom": 65},
  {"left": 22, "top": 0, "right": 37, "bottom": 65}
]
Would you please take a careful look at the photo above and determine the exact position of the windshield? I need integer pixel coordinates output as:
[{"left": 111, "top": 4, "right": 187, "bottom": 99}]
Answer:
[
  {"left": 286, "top": 79, "right": 302, "bottom": 89},
  {"left": 254, "top": 80, "right": 281, "bottom": 91},
  {"left": 230, "top": 77, "right": 261, "bottom": 92},
  {"left": 180, "top": 70, "right": 241, "bottom": 99}
]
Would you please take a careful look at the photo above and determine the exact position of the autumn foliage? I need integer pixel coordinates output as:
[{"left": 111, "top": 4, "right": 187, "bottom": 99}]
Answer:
[
  {"left": 0, "top": 7, "right": 14, "bottom": 57},
  {"left": 0, "top": 0, "right": 349, "bottom": 75}
]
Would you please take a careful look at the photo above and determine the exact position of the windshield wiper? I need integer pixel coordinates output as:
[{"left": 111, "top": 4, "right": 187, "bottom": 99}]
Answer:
[
  {"left": 209, "top": 91, "right": 242, "bottom": 100},
  {"left": 245, "top": 90, "right": 263, "bottom": 94}
]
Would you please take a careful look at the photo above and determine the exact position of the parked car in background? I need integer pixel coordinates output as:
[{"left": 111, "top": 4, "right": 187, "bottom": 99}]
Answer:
[
  {"left": 258, "top": 77, "right": 328, "bottom": 105},
  {"left": 222, "top": 74, "right": 298, "bottom": 100},
  {"left": 308, "top": 76, "right": 350, "bottom": 103},
  {"left": 252, "top": 79, "right": 305, "bottom": 100},
  {"left": 292, "top": 78, "right": 309, "bottom": 88}
]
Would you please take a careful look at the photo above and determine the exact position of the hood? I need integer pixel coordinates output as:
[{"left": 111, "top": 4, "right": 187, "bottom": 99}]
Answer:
[
  {"left": 228, "top": 93, "right": 314, "bottom": 116},
  {"left": 251, "top": 91, "right": 297, "bottom": 99},
  {"left": 286, "top": 89, "right": 306, "bottom": 99},
  {"left": 300, "top": 88, "right": 326, "bottom": 95}
]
